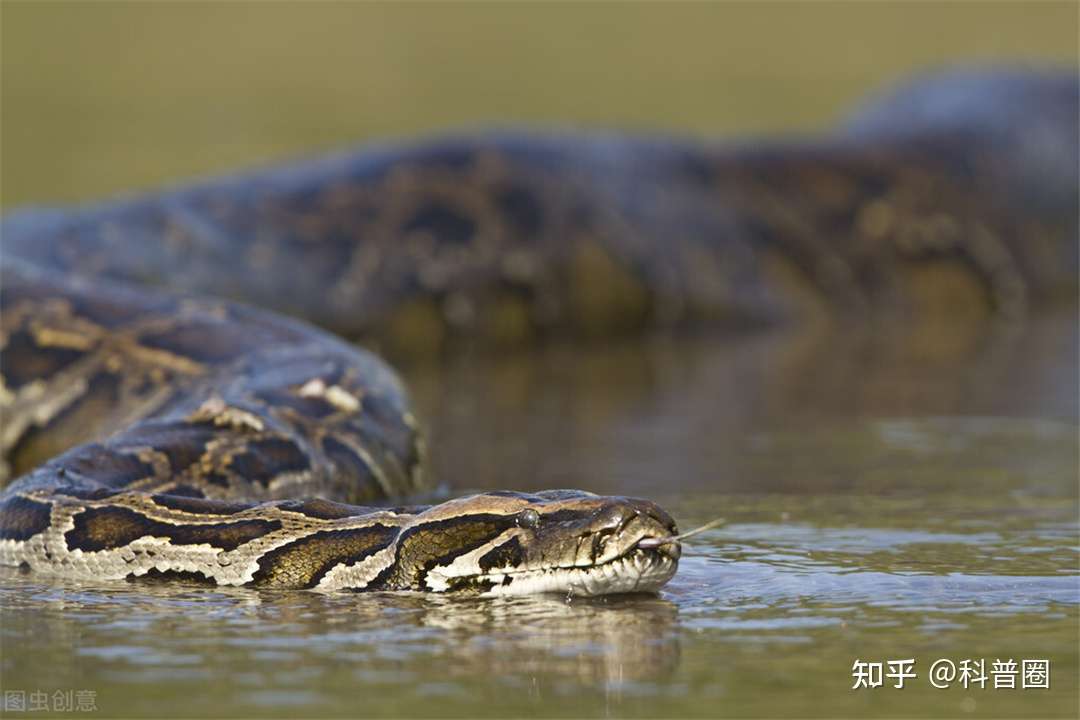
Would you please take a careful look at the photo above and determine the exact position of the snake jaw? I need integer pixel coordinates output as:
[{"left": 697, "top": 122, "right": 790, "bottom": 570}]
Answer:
[
  {"left": 416, "top": 492, "right": 681, "bottom": 596},
  {"left": 475, "top": 545, "right": 680, "bottom": 597}
]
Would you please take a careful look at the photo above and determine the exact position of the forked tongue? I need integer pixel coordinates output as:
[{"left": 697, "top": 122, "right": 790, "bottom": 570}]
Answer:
[{"left": 637, "top": 518, "right": 726, "bottom": 549}]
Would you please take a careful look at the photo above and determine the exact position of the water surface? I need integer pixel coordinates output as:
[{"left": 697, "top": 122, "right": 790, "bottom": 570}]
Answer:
[
  {"left": 2, "top": 5, "right": 1077, "bottom": 717},
  {"left": 2, "top": 318, "right": 1076, "bottom": 718}
]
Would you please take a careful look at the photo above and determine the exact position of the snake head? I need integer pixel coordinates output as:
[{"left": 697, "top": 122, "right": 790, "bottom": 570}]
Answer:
[{"left": 388, "top": 490, "right": 680, "bottom": 596}]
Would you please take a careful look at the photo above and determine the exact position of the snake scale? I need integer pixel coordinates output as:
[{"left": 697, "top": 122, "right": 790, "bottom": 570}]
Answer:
[{"left": 1, "top": 68, "right": 1076, "bottom": 596}]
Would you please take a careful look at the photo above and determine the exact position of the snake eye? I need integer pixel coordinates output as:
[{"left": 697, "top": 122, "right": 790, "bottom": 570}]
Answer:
[{"left": 516, "top": 508, "right": 541, "bottom": 529}]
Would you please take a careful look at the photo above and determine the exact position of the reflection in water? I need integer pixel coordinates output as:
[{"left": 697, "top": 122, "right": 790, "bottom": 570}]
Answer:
[
  {"left": 0, "top": 573, "right": 679, "bottom": 711},
  {"left": 411, "top": 311, "right": 1077, "bottom": 496},
  {"left": 1, "top": 320, "right": 1077, "bottom": 717},
  {"left": 415, "top": 594, "right": 680, "bottom": 686}
]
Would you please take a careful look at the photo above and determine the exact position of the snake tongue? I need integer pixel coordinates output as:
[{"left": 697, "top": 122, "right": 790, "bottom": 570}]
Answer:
[
  {"left": 636, "top": 518, "right": 725, "bottom": 552},
  {"left": 636, "top": 538, "right": 681, "bottom": 560}
]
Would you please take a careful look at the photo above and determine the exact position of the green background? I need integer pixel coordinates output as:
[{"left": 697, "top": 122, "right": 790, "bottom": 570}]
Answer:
[{"left": 2, "top": 1, "right": 1077, "bottom": 209}]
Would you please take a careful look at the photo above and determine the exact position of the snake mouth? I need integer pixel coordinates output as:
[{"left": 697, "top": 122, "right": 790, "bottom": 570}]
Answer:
[{"left": 475, "top": 540, "right": 680, "bottom": 597}]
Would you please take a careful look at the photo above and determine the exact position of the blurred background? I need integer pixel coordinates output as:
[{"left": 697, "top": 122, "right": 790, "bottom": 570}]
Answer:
[
  {"left": 2, "top": 4, "right": 1078, "bottom": 718},
  {"left": 2, "top": 1, "right": 1076, "bottom": 210}
]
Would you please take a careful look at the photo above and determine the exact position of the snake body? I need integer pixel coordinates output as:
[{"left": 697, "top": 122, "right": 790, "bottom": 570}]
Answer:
[{"left": 0, "top": 68, "right": 1076, "bottom": 595}]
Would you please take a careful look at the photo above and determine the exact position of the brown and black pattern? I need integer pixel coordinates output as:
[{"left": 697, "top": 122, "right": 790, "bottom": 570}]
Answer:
[
  {"left": 65, "top": 505, "right": 282, "bottom": 553},
  {"left": 0, "top": 495, "right": 53, "bottom": 542},
  {"left": 0, "top": 68, "right": 1075, "bottom": 594},
  {"left": 478, "top": 536, "right": 525, "bottom": 573},
  {"left": 149, "top": 494, "right": 256, "bottom": 515},
  {"left": 0, "top": 261, "right": 429, "bottom": 586},
  {"left": 386, "top": 513, "right": 519, "bottom": 590},
  {"left": 277, "top": 498, "right": 385, "bottom": 521},
  {"left": 250, "top": 524, "right": 398, "bottom": 588}
]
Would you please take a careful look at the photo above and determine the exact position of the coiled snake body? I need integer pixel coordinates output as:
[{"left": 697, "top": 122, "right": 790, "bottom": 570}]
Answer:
[{"left": 1, "top": 69, "right": 1076, "bottom": 595}]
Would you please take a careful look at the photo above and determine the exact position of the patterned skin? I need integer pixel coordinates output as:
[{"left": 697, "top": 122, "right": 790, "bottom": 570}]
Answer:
[{"left": 0, "top": 68, "right": 1075, "bottom": 595}]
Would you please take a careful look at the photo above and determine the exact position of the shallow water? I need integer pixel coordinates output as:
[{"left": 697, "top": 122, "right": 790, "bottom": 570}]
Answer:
[
  {"left": 2, "top": 6, "right": 1077, "bottom": 717},
  {"left": 2, "top": 317, "right": 1077, "bottom": 718}
]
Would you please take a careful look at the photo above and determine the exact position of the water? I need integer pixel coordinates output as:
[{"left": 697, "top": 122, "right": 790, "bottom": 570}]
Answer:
[
  {"left": 2, "top": 316, "right": 1077, "bottom": 718},
  {"left": 3, "top": 6, "right": 1076, "bottom": 716}
]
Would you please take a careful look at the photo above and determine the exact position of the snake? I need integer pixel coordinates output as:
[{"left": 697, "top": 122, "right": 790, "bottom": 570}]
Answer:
[{"left": 0, "top": 68, "right": 1076, "bottom": 596}]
